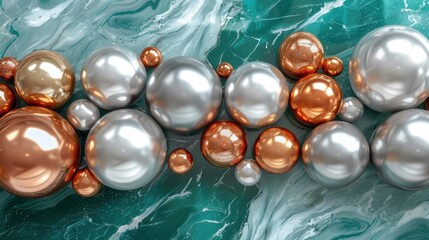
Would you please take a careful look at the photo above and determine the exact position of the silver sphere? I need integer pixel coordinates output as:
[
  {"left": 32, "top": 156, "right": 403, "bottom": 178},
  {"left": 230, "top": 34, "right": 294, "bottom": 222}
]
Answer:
[
  {"left": 371, "top": 109, "right": 429, "bottom": 190},
  {"left": 85, "top": 109, "right": 167, "bottom": 190},
  {"left": 225, "top": 62, "right": 289, "bottom": 128},
  {"left": 145, "top": 57, "right": 222, "bottom": 133},
  {"left": 349, "top": 25, "right": 429, "bottom": 113},
  {"left": 66, "top": 99, "right": 100, "bottom": 131},
  {"left": 235, "top": 159, "right": 261, "bottom": 186},
  {"left": 81, "top": 46, "right": 147, "bottom": 110},
  {"left": 338, "top": 97, "right": 364, "bottom": 123},
  {"left": 302, "top": 121, "right": 370, "bottom": 188}
]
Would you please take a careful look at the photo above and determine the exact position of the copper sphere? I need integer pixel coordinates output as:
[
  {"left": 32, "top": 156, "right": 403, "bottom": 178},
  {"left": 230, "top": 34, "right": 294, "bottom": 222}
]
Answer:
[
  {"left": 322, "top": 56, "right": 343, "bottom": 76},
  {"left": 168, "top": 148, "right": 194, "bottom": 174},
  {"left": 72, "top": 168, "right": 102, "bottom": 197},
  {"left": 0, "top": 84, "right": 16, "bottom": 116},
  {"left": 140, "top": 46, "right": 162, "bottom": 68},
  {"left": 0, "top": 57, "right": 19, "bottom": 81},
  {"left": 254, "top": 127, "right": 300, "bottom": 174},
  {"left": 279, "top": 32, "right": 324, "bottom": 79},
  {"left": 290, "top": 73, "right": 342, "bottom": 126},
  {"left": 201, "top": 121, "right": 247, "bottom": 168},
  {"left": 216, "top": 62, "right": 234, "bottom": 79}
]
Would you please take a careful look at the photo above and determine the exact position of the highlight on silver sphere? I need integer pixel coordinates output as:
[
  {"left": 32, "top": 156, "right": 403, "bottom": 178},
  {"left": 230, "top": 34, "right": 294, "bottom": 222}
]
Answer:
[
  {"left": 371, "top": 109, "right": 429, "bottom": 190},
  {"left": 235, "top": 159, "right": 261, "bottom": 186},
  {"left": 338, "top": 97, "right": 364, "bottom": 123},
  {"left": 349, "top": 25, "right": 429, "bottom": 113},
  {"left": 145, "top": 56, "right": 222, "bottom": 133},
  {"left": 67, "top": 99, "right": 100, "bottom": 131},
  {"left": 225, "top": 61, "right": 289, "bottom": 128},
  {"left": 81, "top": 46, "right": 147, "bottom": 110},
  {"left": 302, "top": 121, "right": 370, "bottom": 188},
  {"left": 85, "top": 109, "right": 167, "bottom": 190}
]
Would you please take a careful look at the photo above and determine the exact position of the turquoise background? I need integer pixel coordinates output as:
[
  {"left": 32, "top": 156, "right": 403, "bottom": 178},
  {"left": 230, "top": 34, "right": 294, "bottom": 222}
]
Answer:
[{"left": 1, "top": 0, "right": 429, "bottom": 239}]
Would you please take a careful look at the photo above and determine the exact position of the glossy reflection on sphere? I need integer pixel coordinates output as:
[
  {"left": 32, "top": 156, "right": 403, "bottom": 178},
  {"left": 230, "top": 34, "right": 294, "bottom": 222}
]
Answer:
[
  {"left": 168, "top": 148, "right": 194, "bottom": 174},
  {"left": 290, "top": 73, "right": 342, "bottom": 126},
  {"left": 72, "top": 168, "right": 102, "bottom": 197},
  {"left": 0, "top": 84, "right": 16, "bottom": 116},
  {"left": 15, "top": 50, "right": 75, "bottom": 109},
  {"left": 235, "top": 159, "right": 261, "bottom": 186},
  {"left": 0, "top": 106, "right": 80, "bottom": 198},
  {"left": 146, "top": 57, "right": 222, "bottom": 133},
  {"left": 201, "top": 121, "right": 247, "bottom": 168},
  {"left": 338, "top": 97, "right": 364, "bottom": 123},
  {"left": 225, "top": 62, "right": 289, "bottom": 128},
  {"left": 0, "top": 57, "right": 19, "bottom": 81},
  {"left": 254, "top": 127, "right": 300, "bottom": 174},
  {"left": 86, "top": 109, "right": 167, "bottom": 190},
  {"left": 302, "top": 121, "right": 370, "bottom": 188},
  {"left": 67, "top": 99, "right": 100, "bottom": 131},
  {"left": 349, "top": 26, "right": 429, "bottom": 113},
  {"left": 81, "top": 46, "right": 147, "bottom": 110},
  {"left": 279, "top": 32, "right": 324, "bottom": 79},
  {"left": 371, "top": 109, "right": 429, "bottom": 190}
]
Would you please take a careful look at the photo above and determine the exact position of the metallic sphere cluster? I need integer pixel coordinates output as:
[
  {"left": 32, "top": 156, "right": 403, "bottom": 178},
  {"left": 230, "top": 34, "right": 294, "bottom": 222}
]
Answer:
[{"left": 1, "top": 25, "right": 429, "bottom": 199}]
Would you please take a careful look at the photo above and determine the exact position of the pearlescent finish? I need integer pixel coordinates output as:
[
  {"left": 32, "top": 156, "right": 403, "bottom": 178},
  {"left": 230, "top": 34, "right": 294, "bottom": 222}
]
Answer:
[
  {"left": 67, "top": 99, "right": 100, "bottom": 131},
  {"left": 2, "top": 0, "right": 429, "bottom": 239},
  {"left": 338, "top": 97, "right": 364, "bottom": 123},
  {"left": 235, "top": 160, "right": 261, "bottom": 186},
  {"left": 86, "top": 109, "right": 167, "bottom": 190},
  {"left": 146, "top": 57, "right": 222, "bottom": 133},
  {"left": 225, "top": 62, "right": 289, "bottom": 128},
  {"left": 81, "top": 46, "right": 147, "bottom": 110},
  {"left": 349, "top": 25, "right": 429, "bottom": 113},
  {"left": 371, "top": 109, "right": 429, "bottom": 190},
  {"left": 302, "top": 121, "right": 370, "bottom": 188}
]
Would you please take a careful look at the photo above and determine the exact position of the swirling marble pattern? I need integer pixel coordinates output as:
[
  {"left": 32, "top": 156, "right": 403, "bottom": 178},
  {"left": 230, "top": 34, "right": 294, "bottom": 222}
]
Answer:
[{"left": 1, "top": 0, "right": 429, "bottom": 239}]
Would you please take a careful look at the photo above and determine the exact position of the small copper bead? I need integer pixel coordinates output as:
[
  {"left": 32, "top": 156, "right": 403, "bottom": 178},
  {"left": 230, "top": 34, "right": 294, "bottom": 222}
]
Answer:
[
  {"left": 322, "top": 56, "right": 343, "bottom": 76},
  {"left": 216, "top": 62, "right": 234, "bottom": 79},
  {"left": 0, "top": 84, "right": 16, "bottom": 116},
  {"left": 168, "top": 148, "right": 194, "bottom": 174},
  {"left": 140, "top": 46, "right": 162, "bottom": 68},
  {"left": 0, "top": 57, "right": 19, "bottom": 81},
  {"left": 72, "top": 168, "right": 102, "bottom": 197}
]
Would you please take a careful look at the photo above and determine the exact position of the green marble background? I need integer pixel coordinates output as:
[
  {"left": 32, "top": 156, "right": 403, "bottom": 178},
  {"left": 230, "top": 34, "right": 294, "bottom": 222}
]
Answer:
[{"left": 1, "top": 0, "right": 429, "bottom": 239}]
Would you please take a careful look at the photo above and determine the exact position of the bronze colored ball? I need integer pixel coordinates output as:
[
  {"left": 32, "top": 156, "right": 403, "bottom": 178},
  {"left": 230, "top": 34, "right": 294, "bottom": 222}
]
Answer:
[
  {"left": 279, "top": 32, "right": 324, "bottom": 79},
  {"left": 201, "top": 121, "right": 247, "bottom": 168},
  {"left": 140, "top": 46, "right": 162, "bottom": 68},
  {"left": 168, "top": 148, "right": 194, "bottom": 174}
]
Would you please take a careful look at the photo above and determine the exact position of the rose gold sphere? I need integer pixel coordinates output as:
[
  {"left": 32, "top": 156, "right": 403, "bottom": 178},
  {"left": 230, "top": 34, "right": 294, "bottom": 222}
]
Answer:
[
  {"left": 290, "top": 73, "right": 342, "bottom": 126},
  {"left": 254, "top": 127, "right": 300, "bottom": 174},
  {"left": 216, "top": 62, "right": 234, "bottom": 79},
  {"left": 140, "top": 46, "right": 162, "bottom": 68},
  {"left": 279, "top": 32, "right": 324, "bottom": 79},
  {"left": 72, "top": 168, "right": 102, "bottom": 197},
  {"left": 322, "top": 56, "right": 343, "bottom": 76},
  {"left": 0, "top": 57, "right": 19, "bottom": 81},
  {"left": 201, "top": 121, "right": 247, "bottom": 168},
  {"left": 0, "top": 106, "right": 80, "bottom": 198},
  {"left": 0, "top": 84, "right": 16, "bottom": 116},
  {"left": 168, "top": 148, "right": 194, "bottom": 174}
]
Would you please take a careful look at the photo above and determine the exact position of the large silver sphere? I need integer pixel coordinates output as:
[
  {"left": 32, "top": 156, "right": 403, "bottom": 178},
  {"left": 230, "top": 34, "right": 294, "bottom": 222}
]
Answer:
[
  {"left": 302, "top": 121, "right": 370, "bottom": 188},
  {"left": 338, "top": 97, "right": 364, "bottom": 123},
  {"left": 145, "top": 57, "right": 222, "bottom": 133},
  {"left": 67, "top": 99, "right": 100, "bottom": 131},
  {"left": 371, "top": 109, "right": 429, "bottom": 190},
  {"left": 81, "top": 46, "right": 147, "bottom": 110},
  {"left": 349, "top": 26, "right": 429, "bottom": 113},
  {"left": 85, "top": 109, "right": 167, "bottom": 190},
  {"left": 235, "top": 159, "right": 261, "bottom": 186},
  {"left": 225, "top": 62, "right": 289, "bottom": 128}
]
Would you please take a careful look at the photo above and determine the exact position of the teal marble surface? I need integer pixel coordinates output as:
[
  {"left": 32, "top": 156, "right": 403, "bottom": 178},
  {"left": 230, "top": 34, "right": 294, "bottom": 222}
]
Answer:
[{"left": 1, "top": 0, "right": 429, "bottom": 239}]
